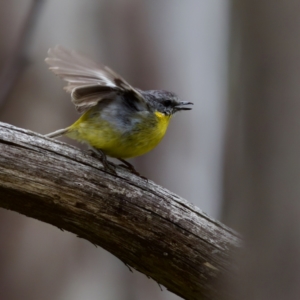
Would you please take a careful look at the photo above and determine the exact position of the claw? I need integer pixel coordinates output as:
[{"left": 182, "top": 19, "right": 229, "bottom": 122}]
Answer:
[
  {"left": 87, "top": 148, "right": 116, "bottom": 174},
  {"left": 117, "top": 158, "right": 148, "bottom": 180}
]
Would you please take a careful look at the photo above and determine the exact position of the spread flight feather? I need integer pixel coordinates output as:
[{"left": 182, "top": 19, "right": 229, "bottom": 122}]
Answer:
[{"left": 45, "top": 45, "right": 147, "bottom": 113}]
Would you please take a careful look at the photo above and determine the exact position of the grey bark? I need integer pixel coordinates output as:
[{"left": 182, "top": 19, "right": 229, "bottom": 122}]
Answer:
[
  {"left": 0, "top": 122, "right": 240, "bottom": 300},
  {"left": 223, "top": 1, "right": 300, "bottom": 299}
]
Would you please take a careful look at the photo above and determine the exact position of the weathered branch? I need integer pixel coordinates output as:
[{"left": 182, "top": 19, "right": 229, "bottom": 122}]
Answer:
[{"left": 0, "top": 122, "right": 240, "bottom": 300}]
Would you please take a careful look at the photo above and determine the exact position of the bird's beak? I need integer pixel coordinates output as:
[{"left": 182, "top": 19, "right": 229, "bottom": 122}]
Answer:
[{"left": 174, "top": 101, "right": 193, "bottom": 112}]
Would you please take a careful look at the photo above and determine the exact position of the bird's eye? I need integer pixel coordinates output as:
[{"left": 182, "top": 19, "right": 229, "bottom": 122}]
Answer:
[{"left": 164, "top": 100, "right": 172, "bottom": 106}]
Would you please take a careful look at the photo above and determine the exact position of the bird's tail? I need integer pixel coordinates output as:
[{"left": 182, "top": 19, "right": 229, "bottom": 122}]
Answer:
[{"left": 45, "top": 128, "right": 69, "bottom": 138}]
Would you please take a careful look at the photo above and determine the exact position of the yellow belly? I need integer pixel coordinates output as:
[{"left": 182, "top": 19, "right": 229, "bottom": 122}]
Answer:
[{"left": 67, "top": 111, "right": 171, "bottom": 159}]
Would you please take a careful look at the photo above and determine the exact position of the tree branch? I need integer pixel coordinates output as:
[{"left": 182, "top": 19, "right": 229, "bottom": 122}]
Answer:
[{"left": 0, "top": 122, "right": 240, "bottom": 300}]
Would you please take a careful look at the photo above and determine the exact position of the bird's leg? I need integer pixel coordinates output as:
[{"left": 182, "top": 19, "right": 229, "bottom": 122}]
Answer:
[
  {"left": 117, "top": 158, "right": 138, "bottom": 173},
  {"left": 87, "top": 147, "right": 116, "bottom": 174},
  {"left": 117, "top": 158, "right": 147, "bottom": 180}
]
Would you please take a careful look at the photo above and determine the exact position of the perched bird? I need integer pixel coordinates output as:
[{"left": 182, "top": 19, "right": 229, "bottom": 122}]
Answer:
[{"left": 45, "top": 46, "right": 193, "bottom": 175}]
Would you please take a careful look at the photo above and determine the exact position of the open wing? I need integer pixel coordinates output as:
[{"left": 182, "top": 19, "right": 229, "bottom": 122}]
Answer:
[{"left": 45, "top": 45, "right": 147, "bottom": 113}]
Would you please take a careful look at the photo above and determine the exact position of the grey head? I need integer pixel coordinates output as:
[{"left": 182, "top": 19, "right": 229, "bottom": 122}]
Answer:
[{"left": 140, "top": 90, "right": 193, "bottom": 116}]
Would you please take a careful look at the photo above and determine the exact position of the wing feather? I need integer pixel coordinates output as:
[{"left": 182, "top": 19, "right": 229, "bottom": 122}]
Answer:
[{"left": 45, "top": 45, "right": 147, "bottom": 113}]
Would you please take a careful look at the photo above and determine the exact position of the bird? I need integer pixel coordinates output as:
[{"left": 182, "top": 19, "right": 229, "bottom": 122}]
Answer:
[{"left": 45, "top": 46, "right": 193, "bottom": 176}]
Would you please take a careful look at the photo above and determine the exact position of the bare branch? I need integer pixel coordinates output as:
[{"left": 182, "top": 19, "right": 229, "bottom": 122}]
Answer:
[{"left": 0, "top": 122, "right": 240, "bottom": 300}]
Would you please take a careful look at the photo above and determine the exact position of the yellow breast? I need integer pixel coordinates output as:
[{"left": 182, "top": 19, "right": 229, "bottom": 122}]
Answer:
[{"left": 67, "top": 110, "right": 172, "bottom": 159}]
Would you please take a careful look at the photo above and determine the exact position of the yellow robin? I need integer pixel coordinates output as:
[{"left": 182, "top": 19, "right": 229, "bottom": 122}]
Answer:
[{"left": 45, "top": 46, "right": 193, "bottom": 175}]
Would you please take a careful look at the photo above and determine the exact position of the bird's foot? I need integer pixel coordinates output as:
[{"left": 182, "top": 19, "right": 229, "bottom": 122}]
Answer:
[
  {"left": 117, "top": 158, "right": 148, "bottom": 180},
  {"left": 86, "top": 148, "right": 116, "bottom": 174}
]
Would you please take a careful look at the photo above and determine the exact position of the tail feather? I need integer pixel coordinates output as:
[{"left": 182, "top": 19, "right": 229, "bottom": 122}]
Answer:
[{"left": 45, "top": 128, "right": 69, "bottom": 138}]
